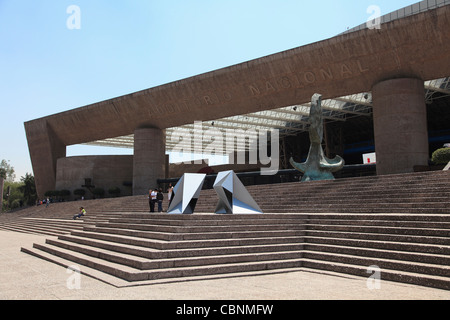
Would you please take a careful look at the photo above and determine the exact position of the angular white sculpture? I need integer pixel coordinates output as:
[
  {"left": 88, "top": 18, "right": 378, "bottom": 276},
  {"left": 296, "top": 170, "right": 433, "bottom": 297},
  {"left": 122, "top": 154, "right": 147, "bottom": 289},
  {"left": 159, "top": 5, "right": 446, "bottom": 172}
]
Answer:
[
  {"left": 167, "top": 173, "right": 206, "bottom": 214},
  {"left": 213, "top": 170, "right": 263, "bottom": 214}
]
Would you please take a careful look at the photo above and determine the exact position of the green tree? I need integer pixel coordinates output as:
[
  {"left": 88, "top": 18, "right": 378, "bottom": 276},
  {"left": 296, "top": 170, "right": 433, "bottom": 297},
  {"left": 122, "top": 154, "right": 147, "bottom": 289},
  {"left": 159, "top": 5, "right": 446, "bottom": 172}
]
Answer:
[
  {"left": 3, "top": 181, "right": 23, "bottom": 211},
  {"left": 19, "top": 173, "right": 37, "bottom": 206},
  {"left": 0, "top": 159, "right": 16, "bottom": 182}
]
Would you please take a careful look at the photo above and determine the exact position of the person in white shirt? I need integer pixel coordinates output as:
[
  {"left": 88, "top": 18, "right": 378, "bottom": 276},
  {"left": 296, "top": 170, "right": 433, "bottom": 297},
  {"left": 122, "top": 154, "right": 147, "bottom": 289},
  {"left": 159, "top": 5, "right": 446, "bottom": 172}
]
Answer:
[{"left": 150, "top": 189, "right": 157, "bottom": 212}]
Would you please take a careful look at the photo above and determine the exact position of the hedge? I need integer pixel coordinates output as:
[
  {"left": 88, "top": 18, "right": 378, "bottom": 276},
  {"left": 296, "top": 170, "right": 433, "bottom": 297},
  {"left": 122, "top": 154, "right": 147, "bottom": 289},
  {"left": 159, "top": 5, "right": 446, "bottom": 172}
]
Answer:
[{"left": 431, "top": 148, "right": 450, "bottom": 165}]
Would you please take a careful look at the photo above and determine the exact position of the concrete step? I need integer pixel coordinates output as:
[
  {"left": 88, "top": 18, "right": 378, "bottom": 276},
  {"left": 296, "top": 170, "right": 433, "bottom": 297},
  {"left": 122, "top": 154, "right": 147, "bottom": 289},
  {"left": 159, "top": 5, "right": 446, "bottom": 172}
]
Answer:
[
  {"left": 90, "top": 222, "right": 305, "bottom": 234},
  {"left": 45, "top": 238, "right": 305, "bottom": 270},
  {"left": 82, "top": 225, "right": 305, "bottom": 241},
  {"left": 104, "top": 217, "right": 307, "bottom": 226},
  {"left": 22, "top": 243, "right": 305, "bottom": 282},
  {"left": 304, "top": 235, "right": 450, "bottom": 255},
  {"left": 68, "top": 230, "right": 305, "bottom": 250},
  {"left": 303, "top": 243, "right": 450, "bottom": 266},
  {"left": 304, "top": 224, "right": 450, "bottom": 237},
  {"left": 305, "top": 218, "right": 450, "bottom": 228},
  {"left": 12, "top": 171, "right": 450, "bottom": 290},
  {"left": 304, "top": 229, "right": 450, "bottom": 245},
  {"left": 301, "top": 259, "right": 450, "bottom": 291},
  {"left": 57, "top": 234, "right": 306, "bottom": 259}
]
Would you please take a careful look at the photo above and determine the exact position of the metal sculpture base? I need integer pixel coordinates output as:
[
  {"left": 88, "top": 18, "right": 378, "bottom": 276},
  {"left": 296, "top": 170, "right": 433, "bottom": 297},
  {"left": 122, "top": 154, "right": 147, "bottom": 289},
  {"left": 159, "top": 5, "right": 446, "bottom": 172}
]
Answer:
[
  {"left": 213, "top": 170, "right": 263, "bottom": 214},
  {"left": 167, "top": 173, "right": 206, "bottom": 214},
  {"left": 290, "top": 93, "right": 344, "bottom": 182}
]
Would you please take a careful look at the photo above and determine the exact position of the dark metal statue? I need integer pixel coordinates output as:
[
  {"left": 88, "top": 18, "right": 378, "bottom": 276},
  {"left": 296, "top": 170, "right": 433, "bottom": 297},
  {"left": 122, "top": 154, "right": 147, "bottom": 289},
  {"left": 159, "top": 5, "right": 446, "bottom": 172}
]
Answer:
[{"left": 290, "top": 93, "right": 345, "bottom": 181}]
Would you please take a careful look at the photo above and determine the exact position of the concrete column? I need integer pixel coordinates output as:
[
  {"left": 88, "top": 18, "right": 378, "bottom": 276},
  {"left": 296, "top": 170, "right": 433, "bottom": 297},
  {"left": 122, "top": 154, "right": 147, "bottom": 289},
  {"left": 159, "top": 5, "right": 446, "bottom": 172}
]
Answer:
[
  {"left": 133, "top": 127, "right": 166, "bottom": 195},
  {"left": 372, "top": 78, "right": 429, "bottom": 175},
  {"left": 25, "top": 119, "right": 66, "bottom": 199}
]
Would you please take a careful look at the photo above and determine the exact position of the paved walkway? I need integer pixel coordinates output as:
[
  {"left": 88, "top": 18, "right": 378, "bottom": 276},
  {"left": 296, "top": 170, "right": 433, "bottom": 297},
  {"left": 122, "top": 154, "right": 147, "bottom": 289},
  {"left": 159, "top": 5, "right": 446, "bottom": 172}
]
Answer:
[{"left": 1, "top": 230, "right": 450, "bottom": 300}]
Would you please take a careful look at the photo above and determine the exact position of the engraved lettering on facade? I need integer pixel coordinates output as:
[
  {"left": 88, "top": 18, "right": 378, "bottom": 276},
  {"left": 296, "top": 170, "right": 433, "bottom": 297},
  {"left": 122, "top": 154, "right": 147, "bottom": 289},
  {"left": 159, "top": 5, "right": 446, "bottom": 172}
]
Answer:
[
  {"left": 249, "top": 85, "right": 261, "bottom": 96},
  {"left": 265, "top": 81, "right": 276, "bottom": 91},
  {"left": 279, "top": 76, "right": 292, "bottom": 88},
  {"left": 223, "top": 92, "right": 232, "bottom": 101},
  {"left": 304, "top": 72, "right": 316, "bottom": 84},
  {"left": 357, "top": 60, "right": 369, "bottom": 73},
  {"left": 204, "top": 96, "right": 213, "bottom": 105},
  {"left": 319, "top": 68, "right": 333, "bottom": 80},
  {"left": 341, "top": 64, "right": 353, "bottom": 77}
]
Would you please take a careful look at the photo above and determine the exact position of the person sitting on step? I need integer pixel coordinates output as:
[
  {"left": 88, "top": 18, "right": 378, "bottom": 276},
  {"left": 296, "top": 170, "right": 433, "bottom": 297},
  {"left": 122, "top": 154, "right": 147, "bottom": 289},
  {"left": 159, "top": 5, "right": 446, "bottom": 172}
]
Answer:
[{"left": 73, "top": 207, "right": 86, "bottom": 220}]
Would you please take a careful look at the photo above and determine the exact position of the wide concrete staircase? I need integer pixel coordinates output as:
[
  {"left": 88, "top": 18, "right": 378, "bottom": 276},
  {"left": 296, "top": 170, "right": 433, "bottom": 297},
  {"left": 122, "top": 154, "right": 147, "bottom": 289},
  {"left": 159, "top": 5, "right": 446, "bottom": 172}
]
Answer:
[{"left": 1, "top": 170, "right": 449, "bottom": 289}]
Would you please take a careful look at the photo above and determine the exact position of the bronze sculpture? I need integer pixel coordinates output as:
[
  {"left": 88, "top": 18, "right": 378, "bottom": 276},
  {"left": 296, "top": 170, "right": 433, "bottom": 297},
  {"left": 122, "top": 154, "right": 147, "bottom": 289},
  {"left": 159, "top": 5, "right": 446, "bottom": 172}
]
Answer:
[{"left": 290, "top": 94, "right": 345, "bottom": 181}]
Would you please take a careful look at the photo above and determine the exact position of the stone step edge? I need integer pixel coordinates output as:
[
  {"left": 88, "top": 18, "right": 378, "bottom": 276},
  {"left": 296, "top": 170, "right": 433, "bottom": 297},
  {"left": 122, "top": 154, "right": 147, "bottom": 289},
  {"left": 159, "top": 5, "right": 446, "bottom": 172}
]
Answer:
[
  {"left": 302, "top": 250, "right": 450, "bottom": 276},
  {"left": 21, "top": 244, "right": 313, "bottom": 288},
  {"left": 21, "top": 245, "right": 450, "bottom": 290},
  {"left": 301, "top": 259, "right": 450, "bottom": 291},
  {"left": 303, "top": 224, "right": 450, "bottom": 236},
  {"left": 0, "top": 224, "right": 70, "bottom": 237},
  {"left": 58, "top": 234, "right": 306, "bottom": 259},
  {"left": 48, "top": 236, "right": 450, "bottom": 271},
  {"left": 46, "top": 238, "right": 306, "bottom": 270},
  {"left": 303, "top": 242, "right": 450, "bottom": 265},
  {"left": 0, "top": 220, "right": 83, "bottom": 232},
  {"left": 68, "top": 230, "right": 305, "bottom": 250},
  {"left": 26, "top": 242, "right": 306, "bottom": 282},
  {"left": 304, "top": 229, "right": 449, "bottom": 245},
  {"left": 56, "top": 233, "right": 450, "bottom": 266},
  {"left": 82, "top": 226, "right": 305, "bottom": 241},
  {"left": 304, "top": 235, "right": 450, "bottom": 254}
]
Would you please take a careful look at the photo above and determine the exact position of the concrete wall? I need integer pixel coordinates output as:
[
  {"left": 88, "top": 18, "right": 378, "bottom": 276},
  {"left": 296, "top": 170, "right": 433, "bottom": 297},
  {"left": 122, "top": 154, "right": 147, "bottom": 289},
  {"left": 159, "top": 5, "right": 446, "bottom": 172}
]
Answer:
[
  {"left": 55, "top": 156, "right": 133, "bottom": 199},
  {"left": 24, "top": 6, "right": 450, "bottom": 197}
]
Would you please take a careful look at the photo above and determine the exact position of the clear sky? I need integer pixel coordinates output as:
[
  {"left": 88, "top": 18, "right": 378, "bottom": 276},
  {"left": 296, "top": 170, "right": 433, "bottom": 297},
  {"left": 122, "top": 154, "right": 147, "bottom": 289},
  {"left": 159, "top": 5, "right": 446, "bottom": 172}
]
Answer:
[{"left": 0, "top": 0, "right": 420, "bottom": 181}]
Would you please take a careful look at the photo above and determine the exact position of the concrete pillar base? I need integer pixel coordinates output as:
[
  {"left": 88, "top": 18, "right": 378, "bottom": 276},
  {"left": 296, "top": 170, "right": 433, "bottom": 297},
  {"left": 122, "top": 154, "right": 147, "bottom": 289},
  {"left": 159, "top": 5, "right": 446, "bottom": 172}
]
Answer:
[
  {"left": 133, "top": 127, "right": 166, "bottom": 195},
  {"left": 372, "top": 78, "right": 429, "bottom": 175}
]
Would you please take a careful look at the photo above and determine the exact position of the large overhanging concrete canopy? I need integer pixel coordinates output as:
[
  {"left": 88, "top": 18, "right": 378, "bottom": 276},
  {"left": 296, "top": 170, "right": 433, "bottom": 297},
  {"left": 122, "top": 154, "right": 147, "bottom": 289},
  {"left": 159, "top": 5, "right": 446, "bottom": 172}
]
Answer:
[
  {"left": 84, "top": 79, "right": 449, "bottom": 152},
  {"left": 25, "top": 6, "right": 450, "bottom": 198}
]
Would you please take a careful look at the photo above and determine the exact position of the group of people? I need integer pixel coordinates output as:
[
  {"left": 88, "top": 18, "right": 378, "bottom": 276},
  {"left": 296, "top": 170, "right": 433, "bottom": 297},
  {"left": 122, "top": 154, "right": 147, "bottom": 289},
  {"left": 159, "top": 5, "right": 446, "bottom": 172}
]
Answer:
[
  {"left": 148, "top": 184, "right": 173, "bottom": 213},
  {"left": 72, "top": 184, "right": 174, "bottom": 219}
]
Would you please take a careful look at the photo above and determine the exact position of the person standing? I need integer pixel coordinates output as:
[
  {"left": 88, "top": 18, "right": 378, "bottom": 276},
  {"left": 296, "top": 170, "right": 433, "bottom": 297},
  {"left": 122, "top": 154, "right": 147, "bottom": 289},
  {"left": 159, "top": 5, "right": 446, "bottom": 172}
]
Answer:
[
  {"left": 150, "top": 189, "right": 157, "bottom": 213},
  {"left": 157, "top": 188, "right": 164, "bottom": 213},
  {"left": 148, "top": 189, "right": 152, "bottom": 212},
  {"left": 167, "top": 183, "right": 174, "bottom": 211}
]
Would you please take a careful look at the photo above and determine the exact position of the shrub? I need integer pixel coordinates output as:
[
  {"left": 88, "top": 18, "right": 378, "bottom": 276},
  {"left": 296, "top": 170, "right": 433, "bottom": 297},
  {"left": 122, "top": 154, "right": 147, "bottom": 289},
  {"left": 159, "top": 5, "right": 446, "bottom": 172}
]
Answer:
[
  {"left": 11, "top": 199, "right": 22, "bottom": 209},
  {"left": 431, "top": 148, "right": 450, "bottom": 165},
  {"left": 44, "top": 190, "right": 54, "bottom": 197},
  {"left": 92, "top": 188, "right": 105, "bottom": 198},
  {"left": 108, "top": 187, "right": 121, "bottom": 197},
  {"left": 60, "top": 190, "right": 71, "bottom": 197},
  {"left": 74, "top": 189, "right": 86, "bottom": 197}
]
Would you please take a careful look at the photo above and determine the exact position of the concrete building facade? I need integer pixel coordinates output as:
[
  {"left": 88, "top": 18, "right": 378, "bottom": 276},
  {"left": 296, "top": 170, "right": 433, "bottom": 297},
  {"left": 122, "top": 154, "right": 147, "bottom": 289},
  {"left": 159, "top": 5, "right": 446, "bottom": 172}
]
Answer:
[{"left": 24, "top": 4, "right": 450, "bottom": 198}]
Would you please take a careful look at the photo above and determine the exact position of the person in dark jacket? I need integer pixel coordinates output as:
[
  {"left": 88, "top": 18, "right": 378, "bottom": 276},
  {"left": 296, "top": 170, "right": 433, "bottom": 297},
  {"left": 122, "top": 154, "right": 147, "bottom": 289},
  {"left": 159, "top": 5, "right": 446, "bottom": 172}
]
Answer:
[{"left": 157, "top": 188, "right": 164, "bottom": 212}]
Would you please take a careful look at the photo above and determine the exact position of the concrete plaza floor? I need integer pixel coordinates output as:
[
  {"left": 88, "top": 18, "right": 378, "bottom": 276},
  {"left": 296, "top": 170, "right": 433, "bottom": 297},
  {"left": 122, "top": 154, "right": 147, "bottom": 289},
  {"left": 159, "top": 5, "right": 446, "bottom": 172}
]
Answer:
[{"left": 1, "top": 230, "right": 450, "bottom": 301}]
